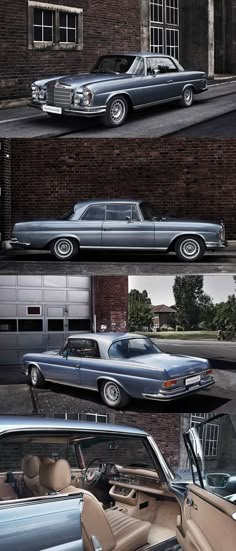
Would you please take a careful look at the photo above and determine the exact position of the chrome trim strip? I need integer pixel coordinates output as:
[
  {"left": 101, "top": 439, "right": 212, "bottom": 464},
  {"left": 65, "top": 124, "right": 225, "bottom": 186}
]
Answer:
[
  {"left": 133, "top": 95, "right": 182, "bottom": 110},
  {"left": 46, "top": 378, "right": 96, "bottom": 392},
  {"left": 80, "top": 246, "right": 167, "bottom": 250}
]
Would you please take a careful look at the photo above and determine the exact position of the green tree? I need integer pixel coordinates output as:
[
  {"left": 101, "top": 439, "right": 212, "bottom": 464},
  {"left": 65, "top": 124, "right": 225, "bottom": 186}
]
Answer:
[
  {"left": 212, "top": 295, "right": 236, "bottom": 332},
  {"left": 173, "top": 276, "right": 212, "bottom": 330},
  {"left": 128, "top": 289, "right": 153, "bottom": 332}
]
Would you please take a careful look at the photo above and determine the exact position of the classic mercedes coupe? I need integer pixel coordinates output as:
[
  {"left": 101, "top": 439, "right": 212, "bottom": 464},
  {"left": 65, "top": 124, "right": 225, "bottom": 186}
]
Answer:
[
  {"left": 31, "top": 52, "right": 208, "bottom": 127},
  {"left": 22, "top": 333, "right": 214, "bottom": 408},
  {"left": 10, "top": 199, "right": 226, "bottom": 262},
  {"left": 0, "top": 414, "right": 235, "bottom": 551}
]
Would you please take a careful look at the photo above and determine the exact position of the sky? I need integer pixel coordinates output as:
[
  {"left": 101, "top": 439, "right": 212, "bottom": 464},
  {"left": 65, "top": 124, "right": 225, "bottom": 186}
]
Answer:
[{"left": 128, "top": 275, "right": 236, "bottom": 305}]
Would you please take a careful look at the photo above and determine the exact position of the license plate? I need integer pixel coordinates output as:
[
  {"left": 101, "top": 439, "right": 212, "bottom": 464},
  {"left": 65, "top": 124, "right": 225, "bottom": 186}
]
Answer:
[
  {"left": 185, "top": 375, "right": 201, "bottom": 386},
  {"left": 42, "top": 105, "right": 62, "bottom": 115}
]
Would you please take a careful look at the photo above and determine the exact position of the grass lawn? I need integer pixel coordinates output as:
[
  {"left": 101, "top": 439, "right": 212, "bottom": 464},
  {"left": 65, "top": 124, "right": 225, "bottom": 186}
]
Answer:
[{"left": 140, "top": 331, "right": 218, "bottom": 340}]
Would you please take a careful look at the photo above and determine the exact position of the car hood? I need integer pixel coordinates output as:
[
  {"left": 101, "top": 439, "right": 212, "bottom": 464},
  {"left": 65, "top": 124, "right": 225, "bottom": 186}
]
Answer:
[
  {"left": 37, "top": 72, "right": 132, "bottom": 89},
  {"left": 158, "top": 217, "right": 222, "bottom": 229},
  {"left": 130, "top": 353, "right": 209, "bottom": 378}
]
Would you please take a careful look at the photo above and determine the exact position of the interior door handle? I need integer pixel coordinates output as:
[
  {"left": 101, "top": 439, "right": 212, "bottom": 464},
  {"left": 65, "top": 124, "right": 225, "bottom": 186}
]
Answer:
[{"left": 232, "top": 512, "right": 236, "bottom": 520}]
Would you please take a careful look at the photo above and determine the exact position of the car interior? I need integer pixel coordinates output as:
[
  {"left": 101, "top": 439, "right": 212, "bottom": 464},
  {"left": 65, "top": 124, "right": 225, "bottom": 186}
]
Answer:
[{"left": 0, "top": 431, "right": 182, "bottom": 551}]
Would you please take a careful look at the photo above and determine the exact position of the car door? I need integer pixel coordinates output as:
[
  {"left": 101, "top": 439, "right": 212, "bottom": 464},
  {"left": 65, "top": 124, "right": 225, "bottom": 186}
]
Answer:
[
  {"left": 75, "top": 203, "right": 105, "bottom": 247},
  {"left": 0, "top": 494, "right": 83, "bottom": 551},
  {"left": 43, "top": 339, "right": 83, "bottom": 386},
  {"left": 177, "top": 414, "right": 236, "bottom": 551},
  {"left": 102, "top": 203, "right": 155, "bottom": 248},
  {"left": 142, "top": 56, "right": 181, "bottom": 104}
]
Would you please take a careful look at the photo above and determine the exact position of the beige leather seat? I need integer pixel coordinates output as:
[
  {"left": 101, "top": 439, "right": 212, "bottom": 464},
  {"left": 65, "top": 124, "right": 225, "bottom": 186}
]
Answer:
[
  {"left": 39, "top": 459, "right": 151, "bottom": 551},
  {"left": 22, "top": 455, "right": 41, "bottom": 497}
]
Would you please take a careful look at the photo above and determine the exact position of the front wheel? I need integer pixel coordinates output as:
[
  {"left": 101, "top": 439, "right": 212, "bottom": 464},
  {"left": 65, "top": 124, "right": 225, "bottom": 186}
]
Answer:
[
  {"left": 30, "top": 365, "right": 45, "bottom": 388},
  {"left": 175, "top": 236, "right": 205, "bottom": 262},
  {"left": 103, "top": 96, "right": 128, "bottom": 128},
  {"left": 50, "top": 238, "right": 79, "bottom": 261},
  {"left": 100, "top": 380, "right": 130, "bottom": 409},
  {"left": 181, "top": 86, "right": 194, "bottom": 108}
]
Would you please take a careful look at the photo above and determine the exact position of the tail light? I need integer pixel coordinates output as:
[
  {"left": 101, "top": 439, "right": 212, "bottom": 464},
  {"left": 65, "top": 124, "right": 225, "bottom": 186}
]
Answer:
[{"left": 162, "top": 380, "right": 177, "bottom": 389}]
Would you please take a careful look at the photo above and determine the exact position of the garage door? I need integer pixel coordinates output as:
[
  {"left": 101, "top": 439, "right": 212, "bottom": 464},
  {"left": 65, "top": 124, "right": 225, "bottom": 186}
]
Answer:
[{"left": 0, "top": 275, "right": 92, "bottom": 366}]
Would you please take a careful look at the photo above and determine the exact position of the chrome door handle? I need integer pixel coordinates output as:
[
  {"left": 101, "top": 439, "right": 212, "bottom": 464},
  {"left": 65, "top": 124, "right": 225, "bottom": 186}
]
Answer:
[{"left": 166, "top": 79, "right": 173, "bottom": 83}]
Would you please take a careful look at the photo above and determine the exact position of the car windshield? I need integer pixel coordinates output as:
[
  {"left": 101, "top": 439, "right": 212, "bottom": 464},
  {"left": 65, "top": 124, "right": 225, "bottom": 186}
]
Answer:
[
  {"left": 92, "top": 55, "right": 144, "bottom": 75},
  {"left": 140, "top": 201, "right": 159, "bottom": 221},
  {"left": 59, "top": 207, "right": 75, "bottom": 220},
  {"left": 108, "top": 337, "right": 161, "bottom": 359},
  {"left": 78, "top": 434, "right": 157, "bottom": 471}
]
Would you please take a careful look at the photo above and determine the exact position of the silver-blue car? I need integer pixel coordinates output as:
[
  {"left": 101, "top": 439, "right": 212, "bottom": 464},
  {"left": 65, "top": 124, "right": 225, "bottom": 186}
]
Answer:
[
  {"left": 10, "top": 199, "right": 226, "bottom": 262},
  {"left": 0, "top": 414, "right": 235, "bottom": 551},
  {"left": 31, "top": 52, "right": 208, "bottom": 127},
  {"left": 22, "top": 332, "right": 214, "bottom": 408}
]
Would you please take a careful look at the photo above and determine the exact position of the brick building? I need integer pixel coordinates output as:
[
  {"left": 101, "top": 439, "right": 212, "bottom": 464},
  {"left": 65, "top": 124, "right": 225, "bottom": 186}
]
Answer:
[
  {"left": 1, "top": 138, "right": 236, "bottom": 244},
  {"left": 151, "top": 304, "right": 176, "bottom": 330},
  {"left": 0, "top": 1, "right": 236, "bottom": 101}
]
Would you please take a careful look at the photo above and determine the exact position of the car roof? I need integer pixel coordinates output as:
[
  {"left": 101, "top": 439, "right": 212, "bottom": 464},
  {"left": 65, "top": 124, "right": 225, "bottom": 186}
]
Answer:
[
  {"left": 101, "top": 52, "right": 176, "bottom": 59},
  {"left": 0, "top": 416, "right": 149, "bottom": 437},
  {"left": 68, "top": 332, "right": 147, "bottom": 345},
  {"left": 74, "top": 199, "right": 145, "bottom": 209}
]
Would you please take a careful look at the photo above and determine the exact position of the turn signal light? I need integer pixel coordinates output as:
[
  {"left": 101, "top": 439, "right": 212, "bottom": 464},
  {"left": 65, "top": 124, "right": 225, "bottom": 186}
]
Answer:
[{"left": 163, "top": 380, "right": 177, "bottom": 388}]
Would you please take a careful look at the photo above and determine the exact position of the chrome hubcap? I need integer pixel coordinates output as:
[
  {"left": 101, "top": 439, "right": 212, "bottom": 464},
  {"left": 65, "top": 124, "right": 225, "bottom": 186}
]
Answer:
[
  {"left": 110, "top": 99, "right": 126, "bottom": 123},
  {"left": 180, "top": 239, "right": 200, "bottom": 259},
  {"left": 184, "top": 88, "right": 193, "bottom": 105},
  {"left": 31, "top": 367, "right": 38, "bottom": 384},
  {"left": 104, "top": 382, "right": 120, "bottom": 404},
  {"left": 55, "top": 239, "right": 73, "bottom": 258}
]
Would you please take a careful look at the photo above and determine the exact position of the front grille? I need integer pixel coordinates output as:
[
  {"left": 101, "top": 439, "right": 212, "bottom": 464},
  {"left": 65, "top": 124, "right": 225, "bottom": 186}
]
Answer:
[{"left": 46, "top": 84, "right": 72, "bottom": 108}]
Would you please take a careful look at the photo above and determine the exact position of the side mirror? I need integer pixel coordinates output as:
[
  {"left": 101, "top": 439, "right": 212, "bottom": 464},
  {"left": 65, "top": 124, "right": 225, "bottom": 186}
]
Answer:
[
  {"left": 153, "top": 69, "right": 160, "bottom": 77},
  {"left": 63, "top": 349, "right": 69, "bottom": 359},
  {"left": 206, "top": 473, "right": 230, "bottom": 489},
  {"left": 126, "top": 216, "right": 131, "bottom": 223}
]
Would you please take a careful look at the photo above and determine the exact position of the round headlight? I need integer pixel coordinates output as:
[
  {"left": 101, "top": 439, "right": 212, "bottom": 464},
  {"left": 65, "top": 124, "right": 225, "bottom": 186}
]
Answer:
[{"left": 31, "top": 84, "right": 39, "bottom": 99}]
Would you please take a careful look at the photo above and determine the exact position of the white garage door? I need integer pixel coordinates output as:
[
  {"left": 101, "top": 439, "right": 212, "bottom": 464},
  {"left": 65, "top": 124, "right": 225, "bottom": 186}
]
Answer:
[{"left": 0, "top": 275, "right": 91, "bottom": 366}]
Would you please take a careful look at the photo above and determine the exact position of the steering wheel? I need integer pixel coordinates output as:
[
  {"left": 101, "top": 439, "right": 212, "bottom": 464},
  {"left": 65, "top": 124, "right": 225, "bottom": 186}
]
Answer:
[{"left": 83, "top": 458, "right": 105, "bottom": 488}]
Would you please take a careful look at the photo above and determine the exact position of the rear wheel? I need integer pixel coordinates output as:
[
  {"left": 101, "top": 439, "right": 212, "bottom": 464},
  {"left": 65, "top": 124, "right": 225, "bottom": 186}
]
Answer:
[
  {"left": 175, "top": 236, "right": 205, "bottom": 262},
  {"left": 181, "top": 86, "right": 194, "bottom": 107},
  {"left": 100, "top": 380, "right": 130, "bottom": 409},
  {"left": 30, "top": 365, "right": 45, "bottom": 388},
  {"left": 103, "top": 95, "right": 128, "bottom": 127},
  {"left": 50, "top": 237, "right": 79, "bottom": 260}
]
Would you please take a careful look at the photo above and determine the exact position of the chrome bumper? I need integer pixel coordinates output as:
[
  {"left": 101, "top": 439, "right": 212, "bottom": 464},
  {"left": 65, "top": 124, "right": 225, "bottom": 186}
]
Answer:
[
  {"left": 10, "top": 238, "right": 31, "bottom": 250},
  {"left": 40, "top": 103, "right": 107, "bottom": 117},
  {"left": 142, "top": 378, "right": 214, "bottom": 401},
  {"left": 206, "top": 240, "right": 227, "bottom": 250}
]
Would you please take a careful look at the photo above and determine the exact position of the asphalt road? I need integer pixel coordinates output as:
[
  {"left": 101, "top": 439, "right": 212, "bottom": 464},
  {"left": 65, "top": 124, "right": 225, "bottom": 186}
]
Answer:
[
  {"left": 170, "top": 109, "right": 236, "bottom": 137},
  {"left": 0, "top": 340, "right": 236, "bottom": 415},
  {"left": 1, "top": 249, "right": 236, "bottom": 275},
  {"left": 0, "top": 82, "right": 236, "bottom": 138}
]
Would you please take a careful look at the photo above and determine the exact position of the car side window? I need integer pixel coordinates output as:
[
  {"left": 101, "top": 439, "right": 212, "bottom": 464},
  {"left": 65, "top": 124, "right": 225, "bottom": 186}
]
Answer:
[
  {"left": 147, "top": 57, "right": 178, "bottom": 75},
  {"left": 81, "top": 205, "right": 106, "bottom": 221},
  {"left": 106, "top": 204, "right": 132, "bottom": 221},
  {"left": 68, "top": 339, "right": 100, "bottom": 359}
]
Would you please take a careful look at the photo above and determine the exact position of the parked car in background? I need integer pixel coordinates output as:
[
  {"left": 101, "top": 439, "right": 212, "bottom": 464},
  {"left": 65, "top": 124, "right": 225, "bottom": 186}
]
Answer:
[
  {"left": 0, "top": 414, "right": 235, "bottom": 551},
  {"left": 22, "top": 332, "right": 214, "bottom": 408},
  {"left": 31, "top": 52, "right": 208, "bottom": 127},
  {"left": 10, "top": 199, "right": 226, "bottom": 262}
]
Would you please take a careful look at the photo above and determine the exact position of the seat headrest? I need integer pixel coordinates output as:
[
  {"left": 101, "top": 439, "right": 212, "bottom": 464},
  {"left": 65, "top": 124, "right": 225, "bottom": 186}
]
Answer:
[
  {"left": 24, "top": 455, "right": 41, "bottom": 478},
  {"left": 21, "top": 454, "right": 33, "bottom": 472},
  {"left": 39, "top": 459, "right": 71, "bottom": 492}
]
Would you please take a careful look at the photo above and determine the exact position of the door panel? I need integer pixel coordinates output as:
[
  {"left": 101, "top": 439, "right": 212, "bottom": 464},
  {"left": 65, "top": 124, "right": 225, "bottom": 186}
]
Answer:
[
  {"left": 42, "top": 355, "right": 81, "bottom": 386},
  {"left": 102, "top": 221, "right": 155, "bottom": 248},
  {"left": 177, "top": 484, "right": 236, "bottom": 551}
]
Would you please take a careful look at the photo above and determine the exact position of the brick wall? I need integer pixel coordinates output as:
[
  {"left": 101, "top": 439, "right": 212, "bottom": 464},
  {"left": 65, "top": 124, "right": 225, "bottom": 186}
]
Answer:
[
  {"left": 4, "top": 138, "right": 236, "bottom": 240},
  {"left": 93, "top": 276, "right": 128, "bottom": 333},
  {"left": 0, "top": 0, "right": 141, "bottom": 100}
]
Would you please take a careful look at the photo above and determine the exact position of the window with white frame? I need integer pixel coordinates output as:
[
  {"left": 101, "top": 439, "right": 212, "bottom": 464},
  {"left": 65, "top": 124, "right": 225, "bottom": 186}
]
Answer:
[
  {"left": 28, "top": 1, "right": 83, "bottom": 50},
  {"left": 85, "top": 413, "right": 108, "bottom": 424},
  {"left": 190, "top": 413, "right": 220, "bottom": 458},
  {"left": 150, "top": 0, "right": 180, "bottom": 59}
]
